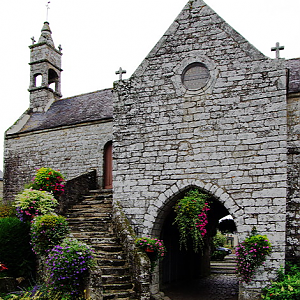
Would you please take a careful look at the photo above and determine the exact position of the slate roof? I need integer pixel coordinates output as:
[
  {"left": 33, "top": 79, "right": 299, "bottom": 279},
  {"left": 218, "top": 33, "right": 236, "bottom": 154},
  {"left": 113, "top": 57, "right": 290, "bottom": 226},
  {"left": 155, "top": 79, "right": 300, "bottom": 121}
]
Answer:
[
  {"left": 287, "top": 58, "right": 300, "bottom": 94},
  {"left": 19, "top": 88, "right": 113, "bottom": 133}
]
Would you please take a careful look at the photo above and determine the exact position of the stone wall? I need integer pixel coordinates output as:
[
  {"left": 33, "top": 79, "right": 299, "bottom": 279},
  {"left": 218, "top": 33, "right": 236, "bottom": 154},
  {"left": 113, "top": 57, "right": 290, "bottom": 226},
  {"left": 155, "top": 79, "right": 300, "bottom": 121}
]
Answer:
[
  {"left": 113, "top": 0, "right": 287, "bottom": 297},
  {"left": 287, "top": 91, "right": 300, "bottom": 259},
  {"left": 4, "top": 120, "right": 112, "bottom": 202}
]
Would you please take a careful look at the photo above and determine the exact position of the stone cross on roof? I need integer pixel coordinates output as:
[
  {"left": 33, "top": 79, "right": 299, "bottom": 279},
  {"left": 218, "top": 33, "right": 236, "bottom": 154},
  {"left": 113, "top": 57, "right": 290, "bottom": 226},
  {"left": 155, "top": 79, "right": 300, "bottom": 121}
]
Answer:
[
  {"left": 115, "top": 67, "right": 126, "bottom": 80},
  {"left": 31, "top": 36, "right": 36, "bottom": 45},
  {"left": 271, "top": 42, "right": 284, "bottom": 59}
]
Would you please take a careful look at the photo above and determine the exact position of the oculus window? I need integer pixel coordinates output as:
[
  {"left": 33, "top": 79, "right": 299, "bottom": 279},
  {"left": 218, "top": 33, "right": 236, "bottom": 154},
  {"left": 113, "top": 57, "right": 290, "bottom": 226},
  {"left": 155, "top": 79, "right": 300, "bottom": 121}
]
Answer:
[{"left": 182, "top": 62, "right": 210, "bottom": 91}]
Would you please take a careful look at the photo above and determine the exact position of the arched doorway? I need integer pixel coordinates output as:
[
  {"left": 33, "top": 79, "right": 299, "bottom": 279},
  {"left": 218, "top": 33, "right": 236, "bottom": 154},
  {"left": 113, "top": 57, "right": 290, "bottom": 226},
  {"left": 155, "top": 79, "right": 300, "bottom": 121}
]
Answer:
[
  {"left": 158, "top": 187, "right": 238, "bottom": 298},
  {"left": 103, "top": 141, "right": 113, "bottom": 189}
]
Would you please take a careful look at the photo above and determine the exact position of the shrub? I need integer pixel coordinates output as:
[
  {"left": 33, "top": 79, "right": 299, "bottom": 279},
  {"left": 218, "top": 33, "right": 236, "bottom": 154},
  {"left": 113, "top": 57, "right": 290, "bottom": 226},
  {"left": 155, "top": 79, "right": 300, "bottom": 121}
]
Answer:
[
  {"left": 0, "top": 217, "right": 36, "bottom": 278},
  {"left": 235, "top": 228, "right": 272, "bottom": 283},
  {"left": 31, "top": 214, "right": 69, "bottom": 256},
  {"left": 262, "top": 263, "right": 300, "bottom": 299},
  {"left": 212, "top": 231, "right": 226, "bottom": 249},
  {"left": 14, "top": 189, "right": 58, "bottom": 222},
  {"left": 211, "top": 250, "right": 227, "bottom": 261},
  {"left": 31, "top": 168, "right": 65, "bottom": 197},
  {"left": 173, "top": 189, "right": 210, "bottom": 252},
  {"left": 0, "top": 203, "right": 16, "bottom": 218},
  {"left": 45, "top": 238, "right": 95, "bottom": 297}
]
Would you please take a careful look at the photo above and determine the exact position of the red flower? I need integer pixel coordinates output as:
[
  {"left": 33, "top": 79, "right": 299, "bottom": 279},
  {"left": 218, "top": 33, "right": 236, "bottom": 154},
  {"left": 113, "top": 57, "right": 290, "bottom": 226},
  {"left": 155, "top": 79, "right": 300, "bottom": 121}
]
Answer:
[{"left": 0, "top": 263, "right": 8, "bottom": 271}]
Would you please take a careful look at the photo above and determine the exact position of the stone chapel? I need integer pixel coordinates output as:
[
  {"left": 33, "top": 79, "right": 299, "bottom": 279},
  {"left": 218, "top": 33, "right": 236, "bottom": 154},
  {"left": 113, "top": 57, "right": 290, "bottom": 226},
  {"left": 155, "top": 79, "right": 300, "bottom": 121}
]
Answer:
[{"left": 3, "top": 0, "right": 300, "bottom": 299}]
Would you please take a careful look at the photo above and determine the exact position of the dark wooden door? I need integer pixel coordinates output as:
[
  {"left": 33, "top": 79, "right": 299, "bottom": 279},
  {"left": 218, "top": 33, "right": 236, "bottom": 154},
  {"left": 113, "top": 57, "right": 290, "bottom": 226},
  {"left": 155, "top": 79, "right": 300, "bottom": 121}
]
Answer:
[{"left": 104, "top": 142, "right": 112, "bottom": 189}]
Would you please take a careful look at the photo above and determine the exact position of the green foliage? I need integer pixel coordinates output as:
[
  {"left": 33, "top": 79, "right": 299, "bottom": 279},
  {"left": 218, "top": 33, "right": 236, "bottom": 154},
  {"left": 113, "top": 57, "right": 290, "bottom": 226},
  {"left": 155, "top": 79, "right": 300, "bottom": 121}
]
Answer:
[
  {"left": 173, "top": 189, "right": 210, "bottom": 253},
  {"left": 212, "top": 231, "right": 226, "bottom": 248},
  {"left": 235, "top": 229, "right": 272, "bottom": 283},
  {"left": 0, "top": 288, "right": 89, "bottom": 300},
  {"left": 31, "top": 168, "right": 65, "bottom": 197},
  {"left": 211, "top": 250, "right": 226, "bottom": 261},
  {"left": 262, "top": 262, "right": 300, "bottom": 299},
  {"left": 0, "top": 203, "right": 16, "bottom": 218},
  {"left": 31, "top": 214, "right": 69, "bottom": 256},
  {"left": 0, "top": 217, "right": 36, "bottom": 278},
  {"left": 14, "top": 189, "right": 58, "bottom": 222},
  {"left": 45, "top": 238, "right": 95, "bottom": 297}
]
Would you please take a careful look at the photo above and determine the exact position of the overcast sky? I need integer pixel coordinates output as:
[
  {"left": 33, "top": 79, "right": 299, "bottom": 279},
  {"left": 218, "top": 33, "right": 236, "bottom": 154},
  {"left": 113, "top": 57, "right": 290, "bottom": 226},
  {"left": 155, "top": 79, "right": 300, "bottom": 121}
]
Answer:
[{"left": 1, "top": 0, "right": 299, "bottom": 171}]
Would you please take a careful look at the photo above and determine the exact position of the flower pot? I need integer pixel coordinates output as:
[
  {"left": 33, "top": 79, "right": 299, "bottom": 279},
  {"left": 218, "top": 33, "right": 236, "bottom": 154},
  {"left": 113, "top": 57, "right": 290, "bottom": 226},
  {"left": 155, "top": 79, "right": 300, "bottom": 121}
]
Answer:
[{"left": 145, "top": 248, "right": 154, "bottom": 253}]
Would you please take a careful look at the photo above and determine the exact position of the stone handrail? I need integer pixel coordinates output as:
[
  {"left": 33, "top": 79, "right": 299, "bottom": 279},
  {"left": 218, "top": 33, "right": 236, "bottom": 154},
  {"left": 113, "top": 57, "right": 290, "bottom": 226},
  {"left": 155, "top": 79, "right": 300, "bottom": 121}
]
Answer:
[{"left": 112, "top": 201, "right": 151, "bottom": 300}]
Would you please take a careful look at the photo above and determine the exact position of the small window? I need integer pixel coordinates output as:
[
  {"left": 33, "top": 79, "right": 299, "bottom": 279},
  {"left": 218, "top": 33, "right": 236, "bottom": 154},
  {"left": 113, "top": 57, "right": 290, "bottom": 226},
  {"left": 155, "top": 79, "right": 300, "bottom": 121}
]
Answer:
[{"left": 34, "top": 74, "right": 42, "bottom": 87}]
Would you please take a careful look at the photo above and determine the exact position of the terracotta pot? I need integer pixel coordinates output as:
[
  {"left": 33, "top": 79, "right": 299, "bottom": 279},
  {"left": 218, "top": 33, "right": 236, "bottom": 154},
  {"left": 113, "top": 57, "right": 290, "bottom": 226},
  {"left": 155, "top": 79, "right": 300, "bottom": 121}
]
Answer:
[{"left": 145, "top": 248, "right": 154, "bottom": 253}]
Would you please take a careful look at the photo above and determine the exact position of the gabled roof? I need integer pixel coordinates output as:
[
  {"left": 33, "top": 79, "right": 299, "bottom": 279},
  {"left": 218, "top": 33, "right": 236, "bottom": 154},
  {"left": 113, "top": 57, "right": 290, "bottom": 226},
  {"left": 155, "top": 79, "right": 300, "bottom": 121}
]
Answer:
[
  {"left": 18, "top": 88, "right": 113, "bottom": 134},
  {"left": 287, "top": 58, "right": 300, "bottom": 94}
]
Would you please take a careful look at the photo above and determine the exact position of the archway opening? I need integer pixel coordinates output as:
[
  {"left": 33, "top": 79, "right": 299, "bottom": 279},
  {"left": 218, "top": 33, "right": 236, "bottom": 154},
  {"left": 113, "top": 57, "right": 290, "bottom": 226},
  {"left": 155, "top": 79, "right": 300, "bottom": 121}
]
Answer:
[
  {"left": 48, "top": 69, "right": 59, "bottom": 91},
  {"left": 159, "top": 187, "right": 238, "bottom": 298}
]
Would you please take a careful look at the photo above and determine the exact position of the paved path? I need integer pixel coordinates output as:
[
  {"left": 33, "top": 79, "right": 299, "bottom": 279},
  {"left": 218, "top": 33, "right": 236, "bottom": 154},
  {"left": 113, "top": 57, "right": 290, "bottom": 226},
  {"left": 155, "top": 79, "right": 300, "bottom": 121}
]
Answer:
[{"left": 162, "top": 274, "right": 239, "bottom": 300}]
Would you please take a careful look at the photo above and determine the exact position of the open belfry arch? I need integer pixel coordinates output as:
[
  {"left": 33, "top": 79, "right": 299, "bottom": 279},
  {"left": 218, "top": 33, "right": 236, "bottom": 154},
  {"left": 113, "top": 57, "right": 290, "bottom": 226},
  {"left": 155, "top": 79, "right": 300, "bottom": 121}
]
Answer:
[{"left": 3, "top": 0, "right": 300, "bottom": 299}]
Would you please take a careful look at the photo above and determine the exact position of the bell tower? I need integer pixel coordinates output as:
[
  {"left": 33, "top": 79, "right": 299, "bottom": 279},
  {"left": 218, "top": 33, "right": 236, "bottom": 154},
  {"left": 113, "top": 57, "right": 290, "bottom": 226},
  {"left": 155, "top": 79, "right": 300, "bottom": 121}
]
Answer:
[{"left": 28, "top": 22, "right": 62, "bottom": 112}]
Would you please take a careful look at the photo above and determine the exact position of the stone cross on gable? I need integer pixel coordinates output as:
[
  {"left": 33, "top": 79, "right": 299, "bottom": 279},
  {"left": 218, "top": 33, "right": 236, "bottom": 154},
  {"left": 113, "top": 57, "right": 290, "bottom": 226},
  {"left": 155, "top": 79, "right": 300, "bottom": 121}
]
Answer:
[
  {"left": 31, "top": 36, "right": 36, "bottom": 45},
  {"left": 271, "top": 42, "right": 284, "bottom": 59},
  {"left": 115, "top": 67, "right": 126, "bottom": 80}
]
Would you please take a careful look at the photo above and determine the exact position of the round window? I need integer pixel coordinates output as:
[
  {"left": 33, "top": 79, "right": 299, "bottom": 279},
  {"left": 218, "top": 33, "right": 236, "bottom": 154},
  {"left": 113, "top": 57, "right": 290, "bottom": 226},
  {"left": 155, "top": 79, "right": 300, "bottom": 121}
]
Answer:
[{"left": 182, "top": 62, "right": 210, "bottom": 91}]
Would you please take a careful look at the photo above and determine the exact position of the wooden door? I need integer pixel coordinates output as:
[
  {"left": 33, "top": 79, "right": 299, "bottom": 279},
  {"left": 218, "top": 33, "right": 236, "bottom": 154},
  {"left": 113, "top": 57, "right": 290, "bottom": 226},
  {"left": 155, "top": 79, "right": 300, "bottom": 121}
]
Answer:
[{"left": 103, "top": 141, "right": 113, "bottom": 189}]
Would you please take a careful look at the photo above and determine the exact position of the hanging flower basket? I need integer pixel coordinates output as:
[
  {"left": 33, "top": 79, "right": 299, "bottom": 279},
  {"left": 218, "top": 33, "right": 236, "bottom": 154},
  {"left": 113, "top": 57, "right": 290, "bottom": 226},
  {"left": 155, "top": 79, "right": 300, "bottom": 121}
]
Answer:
[
  {"left": 173, "top": 189, "right": 210, "bottom": 253},
  {"left": 135, "top": 237, "right": 166, "bottom": 270}
]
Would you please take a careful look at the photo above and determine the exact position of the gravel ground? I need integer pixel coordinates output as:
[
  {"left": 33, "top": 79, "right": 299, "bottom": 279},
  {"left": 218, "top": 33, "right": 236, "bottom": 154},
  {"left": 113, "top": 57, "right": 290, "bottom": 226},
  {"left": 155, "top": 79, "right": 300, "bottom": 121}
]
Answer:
[{"left": 162, "top": 274, "right": 239, "bottom": 300}]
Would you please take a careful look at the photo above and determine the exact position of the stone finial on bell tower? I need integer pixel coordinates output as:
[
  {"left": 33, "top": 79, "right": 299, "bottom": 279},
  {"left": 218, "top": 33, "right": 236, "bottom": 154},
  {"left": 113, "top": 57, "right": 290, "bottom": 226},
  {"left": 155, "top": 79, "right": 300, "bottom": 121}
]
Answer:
[{"left": 28, "top": 21, "right": 62, "bottom": 112}]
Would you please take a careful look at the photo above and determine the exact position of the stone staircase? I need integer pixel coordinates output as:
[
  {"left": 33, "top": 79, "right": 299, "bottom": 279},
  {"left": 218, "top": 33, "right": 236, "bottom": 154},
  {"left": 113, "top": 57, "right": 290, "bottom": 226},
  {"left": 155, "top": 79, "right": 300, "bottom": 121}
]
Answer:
[
  {"left": 66, "top": 190, "right": 136, "bottom": 300},
  {"left": 210, "top": 254, "right": 237, "bottom": 274}
]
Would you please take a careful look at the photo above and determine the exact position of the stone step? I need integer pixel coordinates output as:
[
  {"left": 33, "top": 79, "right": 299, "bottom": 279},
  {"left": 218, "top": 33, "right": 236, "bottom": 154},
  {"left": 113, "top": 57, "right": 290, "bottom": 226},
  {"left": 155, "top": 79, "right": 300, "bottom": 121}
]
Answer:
[
  {"left": 102, "top": 274, "right": 131, "bottom": 284},
  {"left": 67, "top": 214, "right": 112, "bottom": 222},
  {"left": 68, "top": 221, "right": 112, "bottom": 232},
  {"left": 70, "top": 231, "right": 115, "bottom": 240},
  {"left": 94, "top": 251, "right": 125, "bottom": 260},
  {"left": 103, "top": 291, "right": 134, "bottom": 300},
  {"left": 67, "top": 205, "right": 113, "bottom": 214},
  {"left": 103, "top": 282, "right": 134, "bottom": 291},
  {"left": 74, "top": 236, "right": 119, "bottom": 245},
  {"left": 97, "top": 258, "right": 127, "bottom": 267},
  {"left": 73, "top": 200, "right": 112, "bottom": 207},
  {"left": 101, "top": 266, "right": 130, "bottom": 276},
  {"left": 93, "top": 244, "right": 123, "bottom": 253}
]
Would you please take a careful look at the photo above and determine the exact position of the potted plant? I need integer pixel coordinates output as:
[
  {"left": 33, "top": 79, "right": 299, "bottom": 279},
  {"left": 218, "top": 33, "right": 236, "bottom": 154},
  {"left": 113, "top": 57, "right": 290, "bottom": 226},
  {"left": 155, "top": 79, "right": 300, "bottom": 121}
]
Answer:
[{"left": 236, "top": 227, "right": 272, "bottom": 283}]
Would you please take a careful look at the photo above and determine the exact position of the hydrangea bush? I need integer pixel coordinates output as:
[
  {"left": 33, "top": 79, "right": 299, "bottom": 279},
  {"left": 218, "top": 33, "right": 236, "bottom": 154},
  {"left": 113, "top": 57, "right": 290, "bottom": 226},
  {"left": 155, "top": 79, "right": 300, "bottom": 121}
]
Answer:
[
  {"left": 31, "top": 214, "right": 69, "bottom": 256},
  {"left": 45, "top": 238, "right": 95, "bottom": 297},
  {"left": 14, "top": 189, "right": 58, "bottom": 222},
  {"left": 173, "top": 189, "right": 210, "bottom": 252},
  {"left": 236, "top": 229, "right": 272, "bottom": 283}
]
